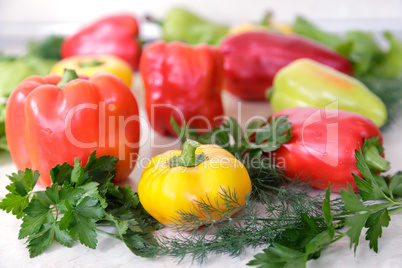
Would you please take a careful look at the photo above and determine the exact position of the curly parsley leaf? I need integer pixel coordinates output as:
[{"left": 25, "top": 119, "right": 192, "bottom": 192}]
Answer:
[
  {"left": 247, "top": 243, "right": 306, "bottom": 268},
  {"left": 60, "top": 196, "right": 104, "bottom": 249},
  {"left": 0, "top": 151, "right": 161, "bottom": 258},
  {"left": 339, "top": 143, "right": 402, "bottom": 255},
  {"left": 0, "top": 169, "right": 39, "bottom": 218},
  {"left": 365, "top": 209, "right": 390, "bottom": 252},
  {"left": 248, "top": 185, "right": 337, "bottom": 268},
  {"left": 50, "top": 162, "right": 74, "bottom": 185},
  {"left": 19, "top": 198, "right": 53, "bottom": 239},
  {"left": 26, "top": 222, "right": 55, "bottom": 258},
  {"left": 354, "top": 147, "right": 389, "bottom": 201},
  {"left": 102, "top": 184, "right": 162, "bottom": 257}
]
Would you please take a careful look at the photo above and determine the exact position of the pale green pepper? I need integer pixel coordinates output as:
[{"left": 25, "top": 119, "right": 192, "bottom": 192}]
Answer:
[
  {"left": 269, "top": 59, "right": 388, "bottom": 127},
  {"left": 160, "top": 7, "right": 229, "bottom": 46}
]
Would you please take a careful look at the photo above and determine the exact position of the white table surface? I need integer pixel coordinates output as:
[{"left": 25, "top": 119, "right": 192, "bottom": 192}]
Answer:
[{"left": 1, "top": 72, "right": 402, "bottom": 268}]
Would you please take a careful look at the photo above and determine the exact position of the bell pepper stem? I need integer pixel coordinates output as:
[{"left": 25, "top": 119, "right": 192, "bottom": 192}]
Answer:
[
  {"left": 364, "top": 146, "right": 391, "bottom": 172},
  {"left": 145, "top": 15, "right": 163, "bottom": 26},
  {"left": 260, "top": 11, "right": 272, "bottom": 26},
  {"left": 265, "top": 87, "right": 274, "bottom": 100},
  {"left": 79, "top": 60, "right": 103, "bottom": 68},
  {"left": 168, "top": 139, "right": 208, "bottom": 167},
  {"left": 363, "top": 137, "right": 391, "bottom": 172},
  {"left": 176, "top": 139, "right": 201, "bottom": 166},
  {"left": 57, "top": 69, "right": 79, "bottom": 89}
]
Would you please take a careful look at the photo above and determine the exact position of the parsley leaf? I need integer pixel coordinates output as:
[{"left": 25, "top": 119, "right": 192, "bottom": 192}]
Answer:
[
  {"left": 26, "top": 222, "right": 54, "bottom": 258},
  {"left": 365, "top": 209, "right": 390, "bottom": 252},
  {"left": 247, "top": 243, "right": 306, "bottom": 268},
  {"left": 60, "top": 196, "right": 104, "bottom": 249},
  {"left": 0, "top": 169, "right": 39, "bottom": 218},
  {"left": 0, "top": 151, "right": 161, "bottom": 258},
  {"left": 19, "top": 198, "right": 53, "bottom": 239},
  {"left": 249, "top": 185, "right": 337, "bottom": 268}
]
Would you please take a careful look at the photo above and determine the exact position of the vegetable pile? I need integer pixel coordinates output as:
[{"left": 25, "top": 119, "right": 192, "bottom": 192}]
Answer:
[{"left": 1, "top": 6, "right": 402, "bottom": 268}]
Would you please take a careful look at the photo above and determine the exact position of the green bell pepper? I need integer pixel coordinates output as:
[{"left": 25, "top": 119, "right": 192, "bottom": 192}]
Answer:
[
  {"left": 161, "top": 7, "right": 229, "bottom": 46},
  {"left": 270, "top": 59, "right": 388, "bottom": 127}
]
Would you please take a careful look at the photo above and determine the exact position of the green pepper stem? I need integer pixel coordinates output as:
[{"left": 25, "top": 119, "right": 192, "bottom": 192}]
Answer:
[
  {"left": 260, "top": 11, "right": 272, "bottom": 26},
  {"left": 57, "top": 69, "right": 79, "bottom": 89},
  {"left": 265, "top": 87, "right": 274, "bottom": 100},
  {"left": 79, "top": 60, "right": 104, "bottom": 68},
  {"left": 145, "top": 15, "right": 163, "bottom": 26},
  {"left": 363, "top": 139, "right": 391, "bottom": 172},
  {"left": 176, "top": 140, "right": 200, "bottom": 166},
  {"left": 168, "top": 139, "right": 208, "bottom": 167}
]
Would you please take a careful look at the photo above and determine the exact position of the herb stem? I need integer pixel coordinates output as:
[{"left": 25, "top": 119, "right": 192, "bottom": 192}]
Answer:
[
  {"left": 96, "top": 228, "right": 122, "bottom": 240},
  {"left": 387, "top": 205, "right": 402, "bottom": 215}
]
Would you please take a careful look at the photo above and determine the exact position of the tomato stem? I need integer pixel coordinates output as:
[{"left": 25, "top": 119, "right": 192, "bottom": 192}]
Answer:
[
  {"left": 168, "top": 139, "right": 207, "bottom": 167},
  {"left": 57, "top": 69, "right": 79, "bottom": 89}
]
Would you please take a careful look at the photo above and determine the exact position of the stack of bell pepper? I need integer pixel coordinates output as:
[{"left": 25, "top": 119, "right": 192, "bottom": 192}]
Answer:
[{"left": 1, "top": 7, "right": 395, "bottom": 194}]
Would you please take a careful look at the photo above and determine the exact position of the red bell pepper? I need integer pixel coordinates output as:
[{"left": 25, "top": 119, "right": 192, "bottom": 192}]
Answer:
[
  {"left": 61, "top": 14, "right": 141, "bottom": 70},
  {"left": 220, "top": 32, "right": 354, "bottom": 100},
  {"left": 5, "top": 70, "right": 140, "bottom": 186},
  {"left": 270, "top": 107, "right": 389, "bottom": 192},
  {"left": 139, "top": 41, "right": 224, "bottom": 136}
]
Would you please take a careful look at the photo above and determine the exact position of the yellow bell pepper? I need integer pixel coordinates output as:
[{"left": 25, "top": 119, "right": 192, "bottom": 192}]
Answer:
[
  {"left": 138, "top": 140, "right": 251, "bottom": 228},
  {"left": 228, "top": 22, "right": 268, "bottom": 35},
  {"left": 228, "top": 15, "right": 293, "bottom": 36},
  {"left": 50, "top": 55, "right": 133, "bottom": 87}
]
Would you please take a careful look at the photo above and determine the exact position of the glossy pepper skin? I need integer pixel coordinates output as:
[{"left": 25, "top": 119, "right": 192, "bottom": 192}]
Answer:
[
  {"left": 220, "top": 31, "right": 354, "bottom": 100},
  {"left": 138, "top": 140, "right": 251, "bottom": 227},
  {"left": 270, "top": 59, "right": 388, "bottom": 127},
  {"left": 140, "top": 41, "right": 224, "bottom": 136},
  {"left": 5, "top": 70, "right": 140, "bottom": 186},
  {"left": 61, "top": 15, "right": 141, "bottom": 70},
  {"left": 161, "top": 7, "right": 229, "bottom": 46},
  {"left": 51, "top": 55, "right": 133, "bottom": 88},
  {"left": 271, "top": 107, "right": 388, "bottom": 192}
]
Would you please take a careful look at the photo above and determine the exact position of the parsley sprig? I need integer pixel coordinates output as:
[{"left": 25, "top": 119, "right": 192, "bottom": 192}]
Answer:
[
  {"left": 247, "top": 147, "right": 402, "bottom": 267},
  {"left": 0, "top": 151, "right": 162, "bottom": 258}
]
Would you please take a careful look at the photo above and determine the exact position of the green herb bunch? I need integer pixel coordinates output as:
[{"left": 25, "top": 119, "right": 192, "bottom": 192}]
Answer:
[
  {"left": 2, "top": 116, "right": 402, "bottom": 268},
  {"left": 167, "top": 116, "right": 402, "bottom": 267},
  {"left": 0, "top": 151, "right": 162, "bottom": 258}
]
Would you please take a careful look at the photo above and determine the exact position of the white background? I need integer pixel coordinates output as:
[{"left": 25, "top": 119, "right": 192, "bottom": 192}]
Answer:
[
  {"left": 1, "top": 0, "right": 402, "bottom": 23},
  {"left": 1, "top": 0, "right": 402, "bottom": 54}
]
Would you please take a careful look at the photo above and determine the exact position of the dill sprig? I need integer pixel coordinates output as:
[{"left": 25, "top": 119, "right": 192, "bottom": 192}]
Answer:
[{"left": 156, "top": 184, "right": 344, "bottom": 264}]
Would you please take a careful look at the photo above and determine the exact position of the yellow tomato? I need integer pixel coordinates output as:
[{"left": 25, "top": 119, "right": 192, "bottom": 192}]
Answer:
[
  {"left": 51, "top": 55, "right": 133, "bottom": 88},
  {"left": 138, "top": 140, "right": 252, "bottom": 228}
]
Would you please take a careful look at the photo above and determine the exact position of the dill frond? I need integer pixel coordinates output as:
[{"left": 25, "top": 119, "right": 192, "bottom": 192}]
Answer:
[{"left": 156, "top": 184, "right": 345, "bottom": 264}]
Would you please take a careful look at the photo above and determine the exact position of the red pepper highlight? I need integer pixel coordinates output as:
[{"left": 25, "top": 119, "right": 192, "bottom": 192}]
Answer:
[
  {"left": 140, "top": 41, "right": 224, "bottom": 136},
  {"left": 220, "top": 32, "right": 354, "bottom": 100},
  {"left": 61, "top": 14, "right": 141, "bottom": 70},
  {"left": 5, "top": 70, "right": 140, "bottom": 186}
]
